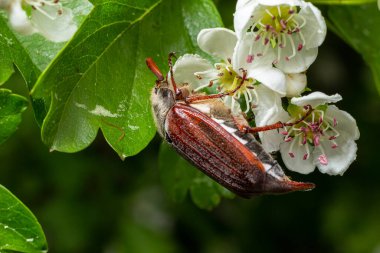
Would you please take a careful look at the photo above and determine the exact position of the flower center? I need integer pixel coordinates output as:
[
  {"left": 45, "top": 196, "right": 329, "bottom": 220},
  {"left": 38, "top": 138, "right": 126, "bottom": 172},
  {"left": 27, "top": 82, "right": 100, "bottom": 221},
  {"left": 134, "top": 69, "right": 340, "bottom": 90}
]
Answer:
[
  {"left": 282, "top": 105, "right": 340, "bottom": 165},
  {"left": 217, "top": 64, "right": 253, "bottom": 95},
  {"left": 261, "top": 6, "right": 296, "bottom": 34},
  {"left": 246, "top": 5, "right": 306, "bottom": 64},
  {"left": 194, "top": 62, "right": 256, "bottom": 113}
]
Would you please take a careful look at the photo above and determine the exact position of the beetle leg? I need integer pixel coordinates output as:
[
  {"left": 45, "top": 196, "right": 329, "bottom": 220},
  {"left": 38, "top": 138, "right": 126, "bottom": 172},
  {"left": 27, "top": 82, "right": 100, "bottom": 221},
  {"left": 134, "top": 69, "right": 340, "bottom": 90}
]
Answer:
[
  {"left": 231, "top": 114, "right": 250, "bottom": 133},
  {"left": 185, "top": 80, "right": 245, "bottom": 104},
  {"left": 232, "top": 115, "right": 285, "bottom": 134},
  {"left": 167, "top": 52, "right": 184, "bottom": 100},
  {"left": 185, "top": 69, "right": 248, "bottom": 104},
  {"left": 244, "top": 122, "right": 285, "bottom": 133},
  {"left": 236, "top": 105, "right": 313, "bottom": 134}
]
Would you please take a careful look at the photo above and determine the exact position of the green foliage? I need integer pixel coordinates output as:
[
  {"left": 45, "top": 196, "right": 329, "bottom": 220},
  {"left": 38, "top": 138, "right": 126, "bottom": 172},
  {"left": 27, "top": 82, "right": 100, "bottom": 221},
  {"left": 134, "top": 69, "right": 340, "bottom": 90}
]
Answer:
[
  {"left": 159, "top": 143, "right": 234, "bottom": 210},
  {"left": 0, "top": 15, "right": 43, "bottom": 125},
  {"left": 322, "top": 188, "right": 380, "bottom": 253},
  {"left": 328, "top": 3, "right": 380, "bottom": 95},
  {"left": 0, "top": 17, "right": 39, "bottom": 89},
  {"left": 0, "top": 185, "right": 47, "bottom": 253},
  {"left": 0, "top": 89, "right": 28, "bottom": 145},
  {"left": 31, "top": 0, "right": 223, "bottom": 157}
]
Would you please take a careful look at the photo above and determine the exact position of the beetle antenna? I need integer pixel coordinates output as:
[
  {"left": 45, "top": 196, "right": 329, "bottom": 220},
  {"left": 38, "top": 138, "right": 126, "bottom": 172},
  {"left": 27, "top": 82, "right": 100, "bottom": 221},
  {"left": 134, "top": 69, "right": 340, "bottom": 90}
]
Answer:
[
  {"left": 146, "top": 58, "right": 164, "bottom": 82},
  {"left": 146, "top": 58, "right": 165, "bottom": 94}
]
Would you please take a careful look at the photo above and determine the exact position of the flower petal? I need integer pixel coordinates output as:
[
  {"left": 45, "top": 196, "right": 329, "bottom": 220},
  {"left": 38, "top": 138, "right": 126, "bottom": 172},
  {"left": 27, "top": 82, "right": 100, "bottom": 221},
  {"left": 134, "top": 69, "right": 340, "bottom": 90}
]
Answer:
[
  {"left": 313, "top": 139, "right": 357, "bottom": 175},
  {"left": 260, "top": 130, "right": 286, "bottom": 153},
  {"left": 233, "top": 34, "right": 275, "bottom": 70},
  {"left": 8, "top": 0, "right": 35, "bottom": 35},
  {"left": 298, "top": 2, "right": 327, "bottom": 49},
  {"left": 253, "top": 85, "right": 289, "bottom": 152},
  {"left": 291, "top": 92, "right": 342, "bottom": 107},
  {"left": 257, "top": 0, "right": 302, "bottom": 6},
  {"left": 234, "top": 0, "right": 258, "bottom": 39},
  {"left": 31, "top": 6, "right": 77, "bottom": 42},
  {"left": 326, "top": 105, "right": 360, "bottom": 140},
  {"left": 249, "top": 66, "right": 286, "bottom": 96},
  {"left": 285, "top": 73, "right": 307, "bottom": 97},
  {"left": 236, "top": 0, "right": 252, "bottom": 9},
  {"left": 232, "top": 35, "right": 285, "bottom": 95},
  {"left": 197, "top": 28, "right": 237, "bottom": 61},
  {"left": 280, "top": 141, "right": 315, "bottom": 174},
  {"left": 253, "top": 84, "right": 287, "bottom": 125},
  {"left": 274, "top": 34, "right": 318, "bottom": 73},
  {"left": 275, "top": 29, "right": 318, "bottom": 73},
  {"left": 172, "top": 54, "right": 214, "bottom": 90}
]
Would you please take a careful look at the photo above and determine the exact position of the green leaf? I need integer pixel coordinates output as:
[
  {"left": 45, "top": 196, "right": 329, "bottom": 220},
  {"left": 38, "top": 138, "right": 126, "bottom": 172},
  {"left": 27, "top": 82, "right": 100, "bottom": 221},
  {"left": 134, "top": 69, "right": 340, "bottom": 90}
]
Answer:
[
  {"left": 190, "top": 177, "right": 234, "bottom": 210},
  {"left": 0, "top": 15, "right": 44, "bottom": 124},
  {"left": 328, "top": 4, "right": 380, "bottom": 95},
  {"left": 0, "top": 89, "right": 28, "bottom": 145},
  {"left": 0, "top": 17, "right": 39, "bottom": 89},
  {"left": 0, "top": 185, "right": 47, "bottom": 253},
  {"left": 158, "top": 143, "right": 199, "bottom": 202},
  {"left": 159, "top": 143, "right": 234, "bottom": 210},
  {"left": 31, "top": 0, "right": 223, "bottom": 157}
]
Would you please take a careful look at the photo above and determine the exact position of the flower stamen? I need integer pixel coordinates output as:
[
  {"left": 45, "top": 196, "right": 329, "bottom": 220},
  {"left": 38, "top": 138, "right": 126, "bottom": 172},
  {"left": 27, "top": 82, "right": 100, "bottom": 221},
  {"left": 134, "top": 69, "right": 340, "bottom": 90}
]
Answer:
[
  {"left": 265, "top": 8, "right": 274, "bottom": 18},
  {"left": 286, "top": 35, "right": 296, "bottom": 60}
]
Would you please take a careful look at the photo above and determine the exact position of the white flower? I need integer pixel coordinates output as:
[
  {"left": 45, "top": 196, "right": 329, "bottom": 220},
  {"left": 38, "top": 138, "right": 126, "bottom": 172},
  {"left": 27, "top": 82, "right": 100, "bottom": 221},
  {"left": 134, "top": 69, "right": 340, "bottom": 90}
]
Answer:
[
  {"left": 252, "top": 84, "right": 289, "bottom": 152},
  {"left": 276, "top": 92, "right": 359, "bottom": 175},
  {"left": 249, "top": 73, "right": 306, "bottom": 152},
  {"left": 0, "top": 0, "right": 77, "bottom": 42},
  {"left": 4, "top": 0, "right": 35, "bottom": 35},
  {"left": 285, "top": 73, "right": 307, "bottom": 97},
  {"left": 234, "top": 0, "right": 327, "bottom": 73},
  {"left": 172, "top": 28, "right": 286, "bottom": 114}
]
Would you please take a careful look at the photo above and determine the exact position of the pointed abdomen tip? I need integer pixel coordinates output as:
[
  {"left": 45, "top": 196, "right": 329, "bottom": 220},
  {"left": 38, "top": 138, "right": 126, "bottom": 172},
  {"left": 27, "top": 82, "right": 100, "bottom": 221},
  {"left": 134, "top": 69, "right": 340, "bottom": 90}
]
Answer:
[{"left": 288, "top": 181, "right": 315, "bottom": 192}]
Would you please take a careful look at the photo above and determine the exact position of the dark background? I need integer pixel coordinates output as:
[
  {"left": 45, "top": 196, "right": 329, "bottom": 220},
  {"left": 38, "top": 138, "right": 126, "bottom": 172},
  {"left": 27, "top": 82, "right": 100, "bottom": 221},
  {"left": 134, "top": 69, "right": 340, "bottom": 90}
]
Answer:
[{"left": 1, "top": 1, "right": 380, "bottom": 252}]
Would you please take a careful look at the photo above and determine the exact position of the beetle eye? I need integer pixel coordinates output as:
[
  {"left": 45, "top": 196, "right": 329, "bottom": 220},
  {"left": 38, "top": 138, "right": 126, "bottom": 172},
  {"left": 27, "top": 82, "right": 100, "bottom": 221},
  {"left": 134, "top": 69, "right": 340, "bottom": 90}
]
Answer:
[{"left": 161, "top": 88, "right": 172, "bottom": 98}]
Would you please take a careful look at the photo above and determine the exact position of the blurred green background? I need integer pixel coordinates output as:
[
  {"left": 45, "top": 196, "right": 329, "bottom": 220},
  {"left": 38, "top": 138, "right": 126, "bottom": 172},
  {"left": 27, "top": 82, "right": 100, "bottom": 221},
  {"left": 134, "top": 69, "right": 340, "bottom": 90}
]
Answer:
[{"left": 1, "top": 1, "right": 380, "bottom": 252}]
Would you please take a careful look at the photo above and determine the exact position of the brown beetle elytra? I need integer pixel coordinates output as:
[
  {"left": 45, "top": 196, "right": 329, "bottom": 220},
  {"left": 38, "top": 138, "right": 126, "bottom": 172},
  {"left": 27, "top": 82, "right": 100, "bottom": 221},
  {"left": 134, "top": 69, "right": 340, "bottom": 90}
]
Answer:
[{"left": 147, "top": 54, "right": 314, "bottom": 198}]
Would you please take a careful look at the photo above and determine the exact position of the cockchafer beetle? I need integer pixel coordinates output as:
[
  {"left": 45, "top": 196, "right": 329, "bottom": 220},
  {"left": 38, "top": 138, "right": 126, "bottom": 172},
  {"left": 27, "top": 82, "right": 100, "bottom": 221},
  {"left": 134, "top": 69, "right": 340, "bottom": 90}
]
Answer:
[{"left": 147, "top": 53, "right": 314, "bottom": 198}]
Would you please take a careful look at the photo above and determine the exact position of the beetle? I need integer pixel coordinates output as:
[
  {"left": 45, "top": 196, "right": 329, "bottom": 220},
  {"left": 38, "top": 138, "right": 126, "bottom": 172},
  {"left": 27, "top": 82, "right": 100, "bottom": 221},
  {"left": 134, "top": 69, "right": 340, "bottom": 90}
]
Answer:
[{"left": 146, "top": 54, "right": 314, "bottom": 198}]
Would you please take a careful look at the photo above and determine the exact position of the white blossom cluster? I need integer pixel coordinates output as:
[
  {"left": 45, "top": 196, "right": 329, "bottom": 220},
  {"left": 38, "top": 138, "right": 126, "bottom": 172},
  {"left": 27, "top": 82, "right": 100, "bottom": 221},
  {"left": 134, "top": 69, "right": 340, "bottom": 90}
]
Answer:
[
  {"left": 0, "top": 0, "right": 76, "bottom": 42},
  {"left": 172, "top": 0, "right": 359, "bottom": 176}
]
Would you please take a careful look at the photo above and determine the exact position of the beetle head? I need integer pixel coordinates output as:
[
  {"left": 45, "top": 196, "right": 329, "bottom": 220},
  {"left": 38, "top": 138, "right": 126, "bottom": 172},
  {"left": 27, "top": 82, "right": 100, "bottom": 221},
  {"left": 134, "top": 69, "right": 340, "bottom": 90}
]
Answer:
[{"left": 150, "top": 80, "right": 176, "bottom": 138}]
